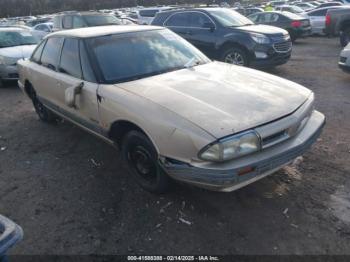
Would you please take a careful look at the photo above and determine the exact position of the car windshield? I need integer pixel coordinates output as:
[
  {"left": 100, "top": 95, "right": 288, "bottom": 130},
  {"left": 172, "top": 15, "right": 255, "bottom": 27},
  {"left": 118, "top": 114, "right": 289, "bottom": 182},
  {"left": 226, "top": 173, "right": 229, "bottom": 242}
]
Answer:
[
  {"left": 0, "top": 31, "right": 38, "bottom": 48},
  {"left": 83, "top": 15, "right": 121, "bottom": 26},
  {"left": 87, "top": 29, "right": 210, "bottom": 83},
  {"left": 208, "top": 8, "right": 254, "bottom": 27}
]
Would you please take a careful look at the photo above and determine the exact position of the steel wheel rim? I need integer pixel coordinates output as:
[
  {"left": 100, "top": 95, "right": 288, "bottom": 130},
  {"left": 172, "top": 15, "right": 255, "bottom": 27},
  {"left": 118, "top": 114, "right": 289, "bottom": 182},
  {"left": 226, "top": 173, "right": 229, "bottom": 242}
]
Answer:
[
  {"left": 128, "top": 145, "right": 157, "bottom": 183},
  {"left": 225, "top": 51, "right": 245, "bottom": 66}
]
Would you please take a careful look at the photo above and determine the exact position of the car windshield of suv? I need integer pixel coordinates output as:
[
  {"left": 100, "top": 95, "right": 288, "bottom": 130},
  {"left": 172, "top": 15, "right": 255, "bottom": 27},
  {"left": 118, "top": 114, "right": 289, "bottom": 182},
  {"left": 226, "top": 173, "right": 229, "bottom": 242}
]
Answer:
[
  {"left": 0, "top": 31, "right": 38, "bottom": 48},
  {"left": 208, "top": 8, "right": 254, "bottom": 27},
  {"left": 83, "top": 15, "right": 121, "bottom": 26},
  {"left": 87, "top": 29, "right": 210, "bottom": 83}
]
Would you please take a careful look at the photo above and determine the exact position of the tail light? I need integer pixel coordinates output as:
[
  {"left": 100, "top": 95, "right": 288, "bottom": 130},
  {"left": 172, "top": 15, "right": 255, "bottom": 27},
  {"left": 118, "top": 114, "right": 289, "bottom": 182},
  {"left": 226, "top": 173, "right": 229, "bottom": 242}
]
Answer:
[
  {"left": 325, "top": 14, "right": 331, "bottom": 26},
  {"left": 291, "top": 21, "right": 302, "bottom": 28}
]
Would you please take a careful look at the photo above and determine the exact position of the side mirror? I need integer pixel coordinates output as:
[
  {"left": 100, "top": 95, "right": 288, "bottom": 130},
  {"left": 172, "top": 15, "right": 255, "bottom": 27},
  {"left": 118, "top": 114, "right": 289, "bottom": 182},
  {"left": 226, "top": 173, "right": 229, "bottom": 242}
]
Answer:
[
  {"left": 65, "top": 82, "right": 84, "bottom": 108},
  {"left": 203, "top": 22, "right": 215, "bottom": 32}
]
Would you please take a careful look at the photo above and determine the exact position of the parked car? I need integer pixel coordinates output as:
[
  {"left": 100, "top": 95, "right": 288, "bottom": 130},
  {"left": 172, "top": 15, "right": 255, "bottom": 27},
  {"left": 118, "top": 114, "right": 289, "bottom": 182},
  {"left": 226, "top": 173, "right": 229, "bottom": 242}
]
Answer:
[
  {"left": 269, "top": 0, "right": 288, "bottom": 7},
  {"left": 275, "top": 5, "right": 305, "bottom": 14},
  {"left": 249, "top": 11, "right": 311, "bottom": 41},
  {"left": 0, "top": 28, "right": 38, "bottom": 87},
  {"left": 339, "top": 42, "right": 350, "bottom": 71},
  {"left": 52, "top": 12, "right": 121, "bottom": 31},
  {"left": 137, "top": 7, "right": 172, "bottom": 25},
  {"left": 31, "top": 22, "right": 53, "bottom": 40},
  {"left": 303, "top": 6, "right": 345, "bottom": 34},
  {"left": 244, "top": 7, "right": 265, "bottom": 16},
  {"left": 26, "top": 17, "right": 52, "bottom": 27},
  {"left": 295, "top": 2, "right": 317, "bottom": 11},
  {"left": 316, "top": 2, "right": 343, "bottom": 8},
  {"left": 152, "top": 8, "right": 292, "bottom": 67},
  {"left": 324, "top": 7, "right": 350, "bottom": 46},
  {"left": 17, "top": 26, "right": 325, "bottom": 193}
]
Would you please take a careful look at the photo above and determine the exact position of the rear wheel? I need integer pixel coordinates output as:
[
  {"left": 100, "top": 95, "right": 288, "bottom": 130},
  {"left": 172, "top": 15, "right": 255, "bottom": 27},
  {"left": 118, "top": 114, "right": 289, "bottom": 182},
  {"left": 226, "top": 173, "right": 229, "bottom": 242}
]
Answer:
[
  {"left": 221, "top": 47, "right": 249, "bottom": 66},
  {"left": 122, "top": 131, "right": 171, "bottom": 193},
  {"left": 340, "top": 28, "right": 350, "bottom": 47}
]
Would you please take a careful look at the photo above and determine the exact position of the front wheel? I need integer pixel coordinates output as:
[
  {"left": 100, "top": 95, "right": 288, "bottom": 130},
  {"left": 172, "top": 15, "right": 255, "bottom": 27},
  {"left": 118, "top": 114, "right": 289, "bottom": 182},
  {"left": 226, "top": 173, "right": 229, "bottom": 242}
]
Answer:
[
  {"left": 340, "top": 28, "right": 350, "bottom": 47},
  {"left": 32, "top": 96, "right": 57, "bottom": 123},
  {"left": 122, "top": 131, "right": 171, "bottom": 193},
  {"left": 221, "top": 47, "right": 249, "bottom": 66}
]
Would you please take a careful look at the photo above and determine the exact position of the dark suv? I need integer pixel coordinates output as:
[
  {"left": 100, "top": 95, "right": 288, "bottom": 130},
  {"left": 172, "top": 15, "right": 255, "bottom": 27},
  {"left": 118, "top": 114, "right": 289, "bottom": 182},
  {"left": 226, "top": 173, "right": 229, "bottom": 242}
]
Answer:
[
  {"left": 53, "top": 12, "right": 121, "bottom": 31},
  {"left": 152, "top": 8, "right": 292, "bottom": 67}
]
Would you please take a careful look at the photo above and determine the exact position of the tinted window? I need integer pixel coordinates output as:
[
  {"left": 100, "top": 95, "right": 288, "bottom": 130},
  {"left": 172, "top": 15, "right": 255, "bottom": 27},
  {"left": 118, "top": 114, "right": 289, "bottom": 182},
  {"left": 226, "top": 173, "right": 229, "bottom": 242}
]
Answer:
[
  {"left": 139, "top": 9, "right": 159, "bottom": 17},
  {"left": 59, "top": 38, "right": 82, "bottom": 78},
  {"left": 53, "top": 16, "right": 61, "bottom": 28},
  {"left": 31, "top": 40, "right": 46, "bottom": 63},
  {"left": 41, "top": 37, "right": 63, "bottom": 70},
  {"left": 79, "top": 41, "right": 96, "bottom": 82},
  {"left": 73, "top": 16, "right": 86, "bottom": 28},
  {"left": 248, "top": 14, "right": 259, "bottom": 22},
  {"left": 62, "top": 16, "right": 73, "bottom": 29},
  {"left": 82, "top": 15, "right": 121, "bottom": 26},
  {"left": 259, "top": 13, "right": 279, "bottom": 23},
  {"left": 165, "top": 13, "right": 190, "bottom": 27},
  {"left": 190, "top": 13, "right": 212, "bottom": 28},
  {"left": 87, "top": 29, "right": 209, "bottom": 83},
  {"left": 309, "top": 9, "right": 328, "bottom": 16}
]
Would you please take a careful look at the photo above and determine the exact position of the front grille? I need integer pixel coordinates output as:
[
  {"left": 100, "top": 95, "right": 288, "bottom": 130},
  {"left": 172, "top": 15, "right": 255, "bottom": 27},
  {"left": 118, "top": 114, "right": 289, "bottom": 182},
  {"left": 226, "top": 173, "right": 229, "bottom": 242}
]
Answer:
[
  {"left": 340, "top": 56, "right": 347, "bottom": 63},
  {"left": 7, "top": 73, "right": 19, "bottom": 79},
  {"left": 273, "top": 41, "right": 292, "bottom": 53}
]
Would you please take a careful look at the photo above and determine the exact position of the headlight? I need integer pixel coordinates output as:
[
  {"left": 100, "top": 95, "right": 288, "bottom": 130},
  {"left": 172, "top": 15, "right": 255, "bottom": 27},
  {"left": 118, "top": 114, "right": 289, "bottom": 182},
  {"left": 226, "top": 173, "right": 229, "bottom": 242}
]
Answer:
[
  {"left": 199, "top": 131, "right": 261, "bottom": 162},
  {"left": 250, "top": 33, "right": 270, "bottom": 44},
  {"left": 0, "top": 56, "right": 18, "bottom": 66}
]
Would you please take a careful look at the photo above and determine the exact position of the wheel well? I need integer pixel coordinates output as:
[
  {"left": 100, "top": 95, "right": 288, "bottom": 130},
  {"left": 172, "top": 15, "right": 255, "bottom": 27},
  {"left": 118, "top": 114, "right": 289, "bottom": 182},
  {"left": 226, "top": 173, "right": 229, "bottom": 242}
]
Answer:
[
  {"left": 219, "top": 41, "right": 251, "bottom": 58},
  {"left": 24, "top": 80, "right": 35, "bottom": 99},
  {"left": 108, "top": 120, "right": 147, "bottom": 146},
  {"left": 340, "top": 20, "right": 350, "bottom": 32}
]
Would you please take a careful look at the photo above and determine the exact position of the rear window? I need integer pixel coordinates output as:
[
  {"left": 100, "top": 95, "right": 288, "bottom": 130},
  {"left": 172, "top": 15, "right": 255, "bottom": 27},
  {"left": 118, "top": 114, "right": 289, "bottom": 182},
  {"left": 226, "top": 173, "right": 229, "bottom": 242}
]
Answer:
[
  {"left": 139, "top": 9, "right": 159, "bottom": 17},
  {"left": 282, "top": 12, "right": 304, "bottom": 20},
  {"left": 82, "top": 15, "right": 121, "bottom": 26}
]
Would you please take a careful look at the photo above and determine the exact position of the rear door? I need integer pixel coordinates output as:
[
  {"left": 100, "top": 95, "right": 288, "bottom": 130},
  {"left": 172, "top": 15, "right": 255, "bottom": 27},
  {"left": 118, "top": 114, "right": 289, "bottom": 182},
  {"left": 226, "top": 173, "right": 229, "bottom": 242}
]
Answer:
[
  {"left": 55, "top": 38, "right": 101, "bottom": 133},
  {"left": 163, "top": 12, "right": 192, "bottom": 39}
]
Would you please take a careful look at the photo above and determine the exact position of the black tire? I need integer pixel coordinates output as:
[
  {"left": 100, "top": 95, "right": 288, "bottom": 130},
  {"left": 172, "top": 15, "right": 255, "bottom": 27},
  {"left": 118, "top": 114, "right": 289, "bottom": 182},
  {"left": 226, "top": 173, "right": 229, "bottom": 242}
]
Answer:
[
  {"left": 32, "top": 96, "right": 57, "bottom": 123},
  {"left": 221, "top": 46, "right": 249, "bottom": 67},
  {"left": 340, "top": 28, "right": 350, "bottom": 47},
  {"left": 121, "top": 131, "right": 171, "bottom": 193}
]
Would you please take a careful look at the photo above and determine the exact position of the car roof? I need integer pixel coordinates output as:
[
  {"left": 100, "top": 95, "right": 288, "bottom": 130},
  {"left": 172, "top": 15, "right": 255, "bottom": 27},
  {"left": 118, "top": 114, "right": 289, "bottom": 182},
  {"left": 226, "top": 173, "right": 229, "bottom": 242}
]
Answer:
[
  {"left": 46, "top": 25, "right": 164, "bottom": 39},
  {"left": 0, "top": 27, "right": 27, "bottom": 32}
]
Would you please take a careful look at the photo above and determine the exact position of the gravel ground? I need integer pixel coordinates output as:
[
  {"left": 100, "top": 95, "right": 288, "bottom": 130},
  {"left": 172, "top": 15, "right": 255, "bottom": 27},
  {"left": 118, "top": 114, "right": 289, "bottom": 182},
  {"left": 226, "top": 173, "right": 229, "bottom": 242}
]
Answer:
[{"left": 0, "top": 36, "right": 350, "bottom": 255}]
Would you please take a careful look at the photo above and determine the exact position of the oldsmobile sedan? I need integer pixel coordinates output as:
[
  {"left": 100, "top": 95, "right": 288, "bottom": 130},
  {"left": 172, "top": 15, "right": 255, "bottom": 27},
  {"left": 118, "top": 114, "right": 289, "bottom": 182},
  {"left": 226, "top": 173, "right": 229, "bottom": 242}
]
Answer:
[{"left": 17, "top": 26, "right": 325, "bottom": 193}]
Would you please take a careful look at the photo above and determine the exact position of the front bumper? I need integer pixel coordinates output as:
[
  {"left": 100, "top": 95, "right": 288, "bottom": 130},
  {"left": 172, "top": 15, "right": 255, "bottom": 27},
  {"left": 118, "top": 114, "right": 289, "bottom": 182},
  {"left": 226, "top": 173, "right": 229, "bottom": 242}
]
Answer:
[
  {"left": 161, "top": 110, "right": 325, "bottom": 192},
  {"left": 0, "top": 65, "right": 19, "bottom": 81},
  {"left": 250, "top": 38, "right": 292, "bottom": 68}
]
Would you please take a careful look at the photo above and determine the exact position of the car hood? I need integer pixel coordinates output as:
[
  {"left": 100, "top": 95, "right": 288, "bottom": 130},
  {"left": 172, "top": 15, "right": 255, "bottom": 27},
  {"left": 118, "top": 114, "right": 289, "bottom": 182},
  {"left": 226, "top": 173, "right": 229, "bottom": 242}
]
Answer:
[
  {"left": 236, "top": 24, "right": 287, "bottom": 35},
  {"left": 0, "top": 45, "right": 37, "bottom": 60},
  {"left": 117, "top": 62, "right": 312, "bottom": 138}
]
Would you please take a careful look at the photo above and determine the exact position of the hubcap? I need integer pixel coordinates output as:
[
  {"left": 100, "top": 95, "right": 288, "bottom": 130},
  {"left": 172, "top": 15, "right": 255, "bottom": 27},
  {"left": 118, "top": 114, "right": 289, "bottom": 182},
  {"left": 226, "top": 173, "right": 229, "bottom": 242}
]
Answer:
[
  {"left": 128, "top": 146, "right": 157, "bottom": 183},
  {"left": 225, "top": 51, "right": 245, "bottom": 66}
]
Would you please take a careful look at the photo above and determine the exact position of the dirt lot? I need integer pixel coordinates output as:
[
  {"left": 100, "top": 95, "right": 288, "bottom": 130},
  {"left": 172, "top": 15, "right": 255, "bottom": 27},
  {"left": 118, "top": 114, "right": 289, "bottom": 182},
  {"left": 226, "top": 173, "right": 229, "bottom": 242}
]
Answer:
[{"left": 0, "top": 37, "right": 350, "bottom": 255}]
